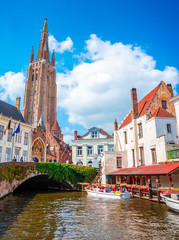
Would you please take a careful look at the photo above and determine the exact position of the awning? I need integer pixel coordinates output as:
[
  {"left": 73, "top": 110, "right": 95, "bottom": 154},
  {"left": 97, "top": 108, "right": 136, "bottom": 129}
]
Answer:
[{"left": 109, "top": 162, "right": 179, "bottom": 176}]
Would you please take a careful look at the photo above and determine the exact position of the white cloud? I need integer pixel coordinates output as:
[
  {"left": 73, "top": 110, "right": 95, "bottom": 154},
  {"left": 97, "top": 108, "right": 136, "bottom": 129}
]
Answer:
[
  {"left": 57, "top": 34, "right": 179, "bottom": 133},
  {"left": 49, "top": 35, "right": 73, "bottom": 53},
  {"left": 0, "top": 71, "right": 25, "bottom": 101},
  {"left": 63, "top": 134, "right": 74, "bottom": 145}
]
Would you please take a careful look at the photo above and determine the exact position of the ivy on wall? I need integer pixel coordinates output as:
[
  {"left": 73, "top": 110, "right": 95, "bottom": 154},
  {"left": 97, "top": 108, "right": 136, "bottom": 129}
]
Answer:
[
  {"left": 0, "top": 163, "right": 97, "bottom": 186},
  {"left": 0, "top": 164, "right": 36, "bottom": 183},
  {"left": 36, "top": 163, "right": 97, "bottom": 185}
]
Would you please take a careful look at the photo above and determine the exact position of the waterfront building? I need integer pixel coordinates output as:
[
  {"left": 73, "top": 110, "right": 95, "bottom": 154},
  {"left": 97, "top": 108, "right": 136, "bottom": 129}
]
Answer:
[
  {"left": 22, "top": 19, "right": 71, "bottom": 163},
  {"left": 72, "top": 127, "right": 114, "bottom": 167},
  {"left": 0, "top": 98, "right": 32, "bottom": 162},
  {"left": 101, "top": 81, "right": 179, "bottom": 193},
  {"left": 114, "top": 81, "right": 177, "bottom": 167}
]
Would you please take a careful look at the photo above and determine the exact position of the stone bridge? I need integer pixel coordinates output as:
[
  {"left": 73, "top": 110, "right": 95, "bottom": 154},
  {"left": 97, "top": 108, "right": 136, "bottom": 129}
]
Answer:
[{"left": 0, "top": 162, "right": 75, "bottom": 199}]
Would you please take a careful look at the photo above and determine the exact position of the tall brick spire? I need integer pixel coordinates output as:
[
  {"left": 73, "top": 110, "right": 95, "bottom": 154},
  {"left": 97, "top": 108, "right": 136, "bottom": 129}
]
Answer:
[{"left": 36, "top": 18, "right": 49, "bottom": 61}]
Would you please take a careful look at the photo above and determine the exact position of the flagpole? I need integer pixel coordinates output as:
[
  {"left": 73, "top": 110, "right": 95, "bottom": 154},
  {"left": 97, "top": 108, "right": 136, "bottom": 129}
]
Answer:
[{"left": 11, "top": 121, "right": 16, "bottom": 162}]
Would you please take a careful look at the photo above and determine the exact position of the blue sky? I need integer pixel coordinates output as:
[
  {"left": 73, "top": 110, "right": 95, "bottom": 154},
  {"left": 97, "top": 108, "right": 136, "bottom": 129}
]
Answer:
[{"left": 0, "top": 0, "right": 179, "bottom": 143}]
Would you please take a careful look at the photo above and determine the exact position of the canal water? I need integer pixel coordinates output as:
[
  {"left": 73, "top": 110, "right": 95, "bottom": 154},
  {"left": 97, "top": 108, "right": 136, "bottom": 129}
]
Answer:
[{"left": 0, "top": 191, "right": 179, "bottom": 240}]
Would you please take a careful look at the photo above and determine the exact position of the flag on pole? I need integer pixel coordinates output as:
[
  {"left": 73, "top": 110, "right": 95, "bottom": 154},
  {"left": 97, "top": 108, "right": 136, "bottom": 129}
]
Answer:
[
  {"left": 4, "top": 119, "right": 11, "bottom": 135},
  {"left": 12, "top": 122, "right": 20, "bottom": 136}
]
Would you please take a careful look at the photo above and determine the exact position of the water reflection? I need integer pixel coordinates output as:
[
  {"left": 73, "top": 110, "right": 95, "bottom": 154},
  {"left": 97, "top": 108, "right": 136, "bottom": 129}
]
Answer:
[{"left": 0, "top": 191, "right": 179, "bottom": 240}]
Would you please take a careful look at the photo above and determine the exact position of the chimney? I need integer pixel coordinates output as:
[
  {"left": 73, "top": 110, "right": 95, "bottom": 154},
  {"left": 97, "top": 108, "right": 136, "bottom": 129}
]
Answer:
[
  {"left": 74, "top": 130, "right": 77, "bottom": 140},
  {"left": 131, "top": 88, "right": 138, "bottom": 119},
  {"left": 167, "top": 84, "right": 174, "bottom": 97},
  {"left": 114, "top": 119, "right": 118, "bottom": 131},
  {"left": 15, "top": 97, "right": 21, "bottom": 111}
]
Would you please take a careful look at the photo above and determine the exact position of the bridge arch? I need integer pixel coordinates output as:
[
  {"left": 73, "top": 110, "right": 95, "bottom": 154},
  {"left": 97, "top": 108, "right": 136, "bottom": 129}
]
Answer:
[{"left": 14, "top": 174, "right": 74, "bottom": 193}]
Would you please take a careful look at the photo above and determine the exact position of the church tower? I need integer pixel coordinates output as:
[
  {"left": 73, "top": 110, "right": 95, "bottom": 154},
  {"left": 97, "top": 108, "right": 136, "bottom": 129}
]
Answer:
[{"left": 22, "top": 19, "right": 57, "bottom": 129}]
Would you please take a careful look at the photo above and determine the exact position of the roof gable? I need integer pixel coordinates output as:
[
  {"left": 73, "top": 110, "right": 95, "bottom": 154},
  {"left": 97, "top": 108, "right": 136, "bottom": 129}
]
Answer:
[
  {"left": 151, "top": 107, "right": 175, "bottom": 118},
  {"left": 119, "top": 82, "right": 172, "bottom": 129},
  {"left": 0, "top": 100, "right": 26, "bottom": 123}
]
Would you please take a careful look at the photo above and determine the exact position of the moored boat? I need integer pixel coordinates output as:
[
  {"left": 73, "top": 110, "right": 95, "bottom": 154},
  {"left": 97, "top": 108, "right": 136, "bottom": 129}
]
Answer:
[
  {"left": 161, "top": 194, "right": 179, "bottom": 213},
  {"left": 86, "top": 189, "right": 131, "bottom": 200}
]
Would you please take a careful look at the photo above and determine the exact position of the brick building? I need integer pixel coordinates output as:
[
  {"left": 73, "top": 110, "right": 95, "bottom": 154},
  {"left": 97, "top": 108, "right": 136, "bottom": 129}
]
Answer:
[{"left": 22, "top": 19, "right": 71, "bottom": 163}]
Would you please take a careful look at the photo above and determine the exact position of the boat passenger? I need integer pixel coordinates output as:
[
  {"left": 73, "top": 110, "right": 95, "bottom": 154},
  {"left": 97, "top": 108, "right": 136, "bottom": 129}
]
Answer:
[{"left": 123, "top": 188, "right": 128, "bottom": 193}]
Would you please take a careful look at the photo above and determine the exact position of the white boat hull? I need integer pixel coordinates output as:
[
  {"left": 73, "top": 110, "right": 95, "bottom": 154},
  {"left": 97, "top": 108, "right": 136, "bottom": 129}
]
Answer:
[
  {"left": 161, "top": 194, "right": 179, "bottom": 213},
  {"left": 86, "top": 190, "right": 131, "bottom": 200}
]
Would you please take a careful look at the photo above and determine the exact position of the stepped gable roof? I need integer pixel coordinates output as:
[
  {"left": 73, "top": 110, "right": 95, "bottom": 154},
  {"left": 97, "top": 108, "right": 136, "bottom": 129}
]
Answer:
[
  {"left": 51, "top": 120, "right": 61, "bottom": 131},
  {"left": 119, "top": 85, "right": 159, "bottom": 129},
  {"left": 150, "top": 107, "right": 175, "bottom": 118},
  {"left": 0, "top": 100, "right": 26, "bottom": 123},
  {"left": 109, "top": 162, "right": 179, "bottom": 176}
]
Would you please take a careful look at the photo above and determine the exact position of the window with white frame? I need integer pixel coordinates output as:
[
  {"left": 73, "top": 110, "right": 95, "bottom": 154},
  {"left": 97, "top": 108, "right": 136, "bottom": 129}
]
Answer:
[
  {"left": 138, "top": 123, "right": 143, "bottom": 138},
  {"left": 92, "top": 131, "right": 98, "bottom": 138},
  {"left": 77, "top": 146, "right": 83, "bottom": 156},
  {"left": 124, "top": 131, "right": 127, "bottom": 144},
  {"left": 87, "top": 146, "right": 93, "bottom": 156},
  {"left": 151, "top": 148, "right": 157, "bottom": 163},
  {"left": 116, "top": 156, "right": 122, "bottom": 168},
  {"left": 140, "top": 147, "right": 144, "bottom": 165},
  {"left": 98, "top": 145, "right": 103, "bottom": 155},
  {"left": 15, "top": 149, "right": 20, "bottom": 161},
  {"left": 167, "top": 124, "right": 171, "bottom": 133},
  {"left": 24, "top": 132, "right": 28, "bottom": 145},
  {"left": 0, "top": 146, "right": 2, "bottom": 162},
  {"left": 108, "top": 145, "right": 114, "bottom": 151},
  {"left": 7, "top": 128, "right": 13, "bottom": 142},
  {"left": 132, "top": 149, "right": 135, "bottom": 166},
  {"left": 23, "top": 150, "right": 28, "bottom": 162},
  {"left": 0, "top": 125, "right": 4, "bottom": 140},
  {"left": 5, "top": 148, "right": 11, "bottom": 161},
  {"left": 16, "top": 131, "right": 22, "bottom": 144}
]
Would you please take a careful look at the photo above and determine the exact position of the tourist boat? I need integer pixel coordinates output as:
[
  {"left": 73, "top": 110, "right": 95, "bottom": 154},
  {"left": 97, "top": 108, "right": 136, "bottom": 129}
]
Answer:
[
  {"left": 86, "top": 189, "right": 131, "bottom": 200},
  {"left": 160, "top": 194, "right": 179, "bottom": 213}
]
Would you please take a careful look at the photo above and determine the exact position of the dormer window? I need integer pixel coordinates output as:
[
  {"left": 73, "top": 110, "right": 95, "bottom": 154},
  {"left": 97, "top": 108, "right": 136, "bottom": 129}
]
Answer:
[
  {"left": 92, "top": 131, "right": 97, "bottom": 138},
  {"left": 162, "top": 100, "right": 167, "bottom": 110}
]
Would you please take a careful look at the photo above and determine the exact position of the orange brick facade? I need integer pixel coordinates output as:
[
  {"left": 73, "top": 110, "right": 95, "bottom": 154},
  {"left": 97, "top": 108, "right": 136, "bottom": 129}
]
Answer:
[{"left": 23, "top": 19, "right": 71, "bottom": 163}]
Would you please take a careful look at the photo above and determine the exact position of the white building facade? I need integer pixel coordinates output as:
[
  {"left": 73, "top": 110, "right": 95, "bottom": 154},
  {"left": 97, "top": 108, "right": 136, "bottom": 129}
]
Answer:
[
  {"left": 114, "top": 81, "right": 177, "bottom": 168},
  {"left": 72, "top": 127, "right": 114, "bottom": 167},
  {"left": 0, "top": 99, "right": 32, "bottom": 162}
]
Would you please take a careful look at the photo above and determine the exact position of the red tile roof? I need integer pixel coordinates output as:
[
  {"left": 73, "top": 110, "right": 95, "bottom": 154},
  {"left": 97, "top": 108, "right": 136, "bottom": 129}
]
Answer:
[
  {"left": 78, "top": 129, "right": 113, "bottom": 140},
  {"left": 100, "top": 129, "right": 113, "bottom": 138},
  {"left": 119, "top": 86, "right": 159, "bottom": 129},
  {"left": 150, "top": 107, "right": 175, "bottom": 118},
  {"left": 51, "top": 120, "right": 61, "bottom": 131},
  {"left": 79, "top": 132, "right": 89, "bottom": 140},
  {"left": 109, "top": 162, "right": 179, "bottom": 176}
]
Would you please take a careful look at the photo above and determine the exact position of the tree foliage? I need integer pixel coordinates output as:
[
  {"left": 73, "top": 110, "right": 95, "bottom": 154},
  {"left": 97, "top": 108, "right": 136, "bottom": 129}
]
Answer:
[{"left": 36, "top": 163, "right": 97, "bottom": 185}]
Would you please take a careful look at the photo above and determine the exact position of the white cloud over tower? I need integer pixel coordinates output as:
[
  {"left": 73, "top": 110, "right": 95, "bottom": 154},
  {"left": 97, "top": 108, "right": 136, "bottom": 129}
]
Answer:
[
  {"left": 0, "top": 34, "right": 179, "bottom": 136},
  {"left": 49, "top": 35, "right": 73, "bottom": 53},
  {"left": 0, "top": 72, "right": 25, "bottom": 101},
  {"left": 57, "top": 34, "right": 179, "bottom": 132}
]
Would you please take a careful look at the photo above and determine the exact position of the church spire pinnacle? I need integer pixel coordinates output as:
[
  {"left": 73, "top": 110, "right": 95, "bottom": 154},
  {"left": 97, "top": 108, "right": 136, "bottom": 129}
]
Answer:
[
  {"left": 30, "top": 46, "right": 34, "bottom": 63},
  {"left": 36, "top": 18, "right": 49, "bottom": 61},
  {"left": 43, "top": 18, "right": 48, "bottom": 32},
  {"left": 52, "top": 49, "right": 55, "bottom": 66}
]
